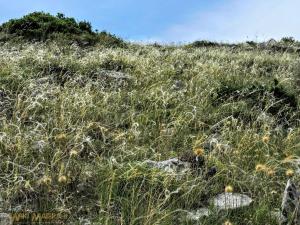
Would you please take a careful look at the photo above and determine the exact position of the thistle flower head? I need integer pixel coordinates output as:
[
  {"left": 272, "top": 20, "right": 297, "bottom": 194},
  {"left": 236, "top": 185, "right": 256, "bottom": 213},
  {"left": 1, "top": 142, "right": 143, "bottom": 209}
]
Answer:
[
  {"left": 40, "top": 176, "right": 52, "bottom": 186},
  {"left": 225, "top": 185, "right": 233, "bottom": 193},
  {"left": 55, "top": 133, "right": 67, "bottom": 142},
  {"left": 58, "top": 175, "right": 67, "bottom": 184},
  {"left": 255, "top": 164, "right": 267, "bottom": 172},
  {"left": 223, "top": 220, "right": 233, "bottom": 225},
  {"left": 286, "top": 169, "right": 294, "bottom": 177},
  {"left": 194, "top": 147, "right": 205, "bottom": 157},
  {"left": 70, "top": 149, "right": 79, "bottom": 157},
  {"left": 262, "top": 135, "right": 270, "bottom": 143},
  {"left": 267, "top": 169, "right": 275, "bottom": 177}
]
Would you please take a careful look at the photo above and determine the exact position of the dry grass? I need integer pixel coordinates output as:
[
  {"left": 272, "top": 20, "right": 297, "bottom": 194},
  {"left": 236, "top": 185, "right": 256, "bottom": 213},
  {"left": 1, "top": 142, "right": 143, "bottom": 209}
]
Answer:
[{"left": 0, "top": 41, "right": 300, "bottom": 224}]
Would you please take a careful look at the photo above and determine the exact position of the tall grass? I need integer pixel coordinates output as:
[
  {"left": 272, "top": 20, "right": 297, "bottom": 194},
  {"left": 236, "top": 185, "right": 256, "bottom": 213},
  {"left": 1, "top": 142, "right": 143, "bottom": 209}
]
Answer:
[{"left": 0, "top": 41, "right": 299, "bottom": 224}]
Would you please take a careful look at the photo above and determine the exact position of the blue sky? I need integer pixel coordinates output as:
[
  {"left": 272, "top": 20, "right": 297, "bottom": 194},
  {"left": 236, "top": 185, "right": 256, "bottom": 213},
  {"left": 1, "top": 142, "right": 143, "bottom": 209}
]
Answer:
[{"left": 0, "top": 0, "right": 299, "bottom": 43}]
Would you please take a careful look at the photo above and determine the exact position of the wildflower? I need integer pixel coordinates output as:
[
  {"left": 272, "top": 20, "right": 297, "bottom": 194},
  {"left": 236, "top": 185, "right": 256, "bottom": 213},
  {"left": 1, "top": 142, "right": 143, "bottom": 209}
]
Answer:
[
  {"left": 224, "top": 220, "right": 233, "bottom": 225},
  {"left": 262, "top": 135, "right": 270, "bottom": 143},
  {"left": 55, "top": 133, "right": 67, "bottom": 142},
  {"left": 40, "top": 176, "right": 52, "bottom": 186},
  {"left": 255, "top": 164, "right": 267, "bottom": 172},
  {"left": 194, "top": 147, "right": 205, "bottom": 157},
  {"left": 282, "top": 155, "right": 294, "bottom": 163},
  {"left": 24, "top": 180, "right": 31, "bottom": 189},
  {"left": 233, "top": 150, "right": 239, "bottom": 155},
  {"left": 267, "top": 169, "right": 275, "bottom": 177},
  {"left": 70, "top": 149, "right": 78, "bottom": 157},
  {"left": 58, "top": 175, "right": 67, "bottom": 184},
  {"left": 286, "top": 169, "right": 294, "bottom": 177},
  {"left": 225, "top": 185, "right": 233, "bottom": 193}
]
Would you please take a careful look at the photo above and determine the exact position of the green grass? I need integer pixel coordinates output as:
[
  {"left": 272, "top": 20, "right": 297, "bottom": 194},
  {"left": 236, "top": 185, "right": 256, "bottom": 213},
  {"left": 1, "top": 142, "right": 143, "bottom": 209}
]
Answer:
[{"left": 0, "top": 40, "right": 300, "bottom": 225}]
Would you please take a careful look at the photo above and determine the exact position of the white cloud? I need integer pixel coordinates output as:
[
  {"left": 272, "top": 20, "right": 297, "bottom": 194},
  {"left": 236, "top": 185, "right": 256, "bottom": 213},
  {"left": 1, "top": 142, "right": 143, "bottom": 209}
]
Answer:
[{"left": 160, "top": 0, "right": 300, "bottom": 43}]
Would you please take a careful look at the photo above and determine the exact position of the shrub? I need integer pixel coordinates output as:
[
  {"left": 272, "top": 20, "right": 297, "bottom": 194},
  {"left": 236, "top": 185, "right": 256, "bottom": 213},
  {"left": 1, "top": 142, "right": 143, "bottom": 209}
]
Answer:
[
  {"left": 0, "top": 12, "right": 126, "bottom": 48},
  {"left": 97, "top": 31, "right": 126, "bottom": 48},
  {"left": 0, "top": 12, "right": 91, "bottom": 41},
  {"left": 281, "top": 37, "right": 295, "bottom": 44},
  {"left": 188, "top": 40, "right": 219, "bottom": 48}
]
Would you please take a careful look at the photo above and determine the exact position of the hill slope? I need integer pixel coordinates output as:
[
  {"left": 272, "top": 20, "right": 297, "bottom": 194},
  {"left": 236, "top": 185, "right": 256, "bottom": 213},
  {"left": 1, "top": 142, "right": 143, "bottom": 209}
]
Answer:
[{"left": 1, "top": 33, "right": 300, "bottom": 224}]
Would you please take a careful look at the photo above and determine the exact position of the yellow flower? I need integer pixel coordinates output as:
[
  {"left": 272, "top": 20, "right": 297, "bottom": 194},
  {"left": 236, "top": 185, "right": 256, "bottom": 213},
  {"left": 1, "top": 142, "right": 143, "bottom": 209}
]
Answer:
[
  {"left": 262, "top": 135, "right": 270, "bottom": 143},
  {"left": 55, "top": 133, "right": 67, "bottom": 142},
  {"left": 282, "top": 155, "right": 295, "bottom": 163},
  {"left": 286, "top": 169, "right": 294, "bottom": 177},
  {"left": 58, "top": 175, "right": 68, "bottom": 184},
  {"left": 194, "top": 148, "right": 205, "bottom": 157},
  {"left": 233, "top": 150, "right": 239, "bottom": 155},
  {"left": 224, "top": 220, "right": 233, "bottom": 225},
  {"left": 40, "top": 176, "right": 52, "bottom": 186},
  {"left": 24, "top": 180, "right": 31, "bottom": 189},
  {"left": 267, "top": 169, "right": 275, "bottom": 177},
  {"left": 70, "top": 149, "right": 78, "bottom": 157},
  {"left": 225, "top": 185, "right": 233, "bottom": 193},
  {"left": 255, "top": 164, "right": 267, "bottom": 172}
]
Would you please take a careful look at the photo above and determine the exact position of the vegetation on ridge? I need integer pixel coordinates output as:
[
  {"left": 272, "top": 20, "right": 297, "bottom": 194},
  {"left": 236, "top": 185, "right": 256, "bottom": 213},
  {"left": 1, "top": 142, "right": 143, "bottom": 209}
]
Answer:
[{"left": 0, "top": 12, "right": 126, "bottom": 47}]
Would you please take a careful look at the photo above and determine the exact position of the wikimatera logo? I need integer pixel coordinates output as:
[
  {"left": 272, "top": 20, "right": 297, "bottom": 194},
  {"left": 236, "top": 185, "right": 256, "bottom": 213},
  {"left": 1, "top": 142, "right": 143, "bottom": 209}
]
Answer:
[{"left": 0, "top": 211, "right": 69, "bottom": 224}]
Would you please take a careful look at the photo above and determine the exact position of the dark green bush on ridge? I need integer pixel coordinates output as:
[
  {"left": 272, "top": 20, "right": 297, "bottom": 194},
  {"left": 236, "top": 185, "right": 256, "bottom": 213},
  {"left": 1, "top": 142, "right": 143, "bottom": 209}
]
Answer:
[
  {"left": 0, "top": 12, "right": 126, "bottom": 47},
  {"left": 0, "top": 12, "right": 93, "bottom": 39}
]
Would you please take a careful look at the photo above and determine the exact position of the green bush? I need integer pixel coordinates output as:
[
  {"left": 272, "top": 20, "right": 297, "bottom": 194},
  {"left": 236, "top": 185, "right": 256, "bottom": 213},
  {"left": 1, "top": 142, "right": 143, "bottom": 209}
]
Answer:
[
  {"left": 0, "top": 12, "right": 126, "bottom": 48},
  {"left": 0, "top": 12, "right": 92, "bottom": 40},
  {"left": 187, "top": 40, "right": 220, "bottom": 48},
  {"left": 281, "top": 37, "right": 295, "bottom": 44},
  {"left": 97, "top": 31, "right": 126, "bottom": 48}
]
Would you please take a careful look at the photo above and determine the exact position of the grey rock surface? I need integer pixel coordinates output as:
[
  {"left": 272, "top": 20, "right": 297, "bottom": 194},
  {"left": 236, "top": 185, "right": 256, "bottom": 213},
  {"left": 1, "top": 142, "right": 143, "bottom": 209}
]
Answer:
[
  {"left": 0, "top": 213, "right": 12, "bottom": 225},
  {"left": 144, "top": 158, "right": 190, "bottom": 173},
  {"left": 186, "top": 208, "right": 211, "bottom": 221},
  {"left": 281, "top": 179, "right": 300, "bottom": 224}
]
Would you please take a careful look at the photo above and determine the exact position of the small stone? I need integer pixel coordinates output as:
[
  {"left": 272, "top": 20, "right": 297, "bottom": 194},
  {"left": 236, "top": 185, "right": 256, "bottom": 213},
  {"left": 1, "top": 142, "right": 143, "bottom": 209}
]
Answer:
[
  {"left": 186, "top": 208, "right": 211, "bottom": 221},
  {"left": 172, "top": 80, "right": 185, "bottom": 91},
  {"left": 33, "top": 140, "right": 47, "bottom": 151},
  {"left": 144, "top": 158, "right": 190, "bottom": 173},
  {"left": 79, "top": 218, "right": 91, "bottom": 225}
]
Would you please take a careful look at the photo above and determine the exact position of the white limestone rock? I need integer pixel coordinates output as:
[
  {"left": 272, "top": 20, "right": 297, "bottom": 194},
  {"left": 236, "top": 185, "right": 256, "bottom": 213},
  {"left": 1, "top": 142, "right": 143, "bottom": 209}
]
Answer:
[
  {"left": 186, "top": 208, "right": 211, "bottom": 221},
  {"left": 144, "top": 158, "right": 190, "bottom": 173},
  {"left": 211, "top": 193, "right": 253, "bottom": 210}
]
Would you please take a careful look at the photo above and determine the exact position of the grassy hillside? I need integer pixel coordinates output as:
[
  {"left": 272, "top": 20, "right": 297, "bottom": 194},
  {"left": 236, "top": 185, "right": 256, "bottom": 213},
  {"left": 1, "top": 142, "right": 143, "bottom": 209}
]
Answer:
[{"left": 1, "top": 17, "right": 300, "bottom": 224}]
